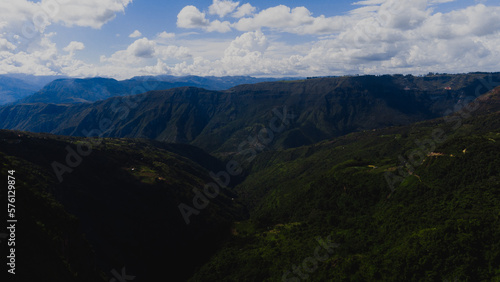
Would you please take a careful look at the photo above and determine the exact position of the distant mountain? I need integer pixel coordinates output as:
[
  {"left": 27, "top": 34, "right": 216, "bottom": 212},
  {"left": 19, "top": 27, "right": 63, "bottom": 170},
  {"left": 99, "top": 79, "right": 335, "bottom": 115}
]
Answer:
[
  {"left": 16, "top": 77, "right": 192, "bottom": 104},
  {"left": 0, "top": 74, "right": 64, "bottom": 105},
  {"left": 3, "top": 73, "right": 66, "bottom": 87},
  {"left": 131, "top": 75, "right": 301, "bottom": 90},
  {"left": 16, "top": 75, "right": 300, "bottom": 104},
  {"left": 1, "top": 73, "right": 499, "bottom": 153}
]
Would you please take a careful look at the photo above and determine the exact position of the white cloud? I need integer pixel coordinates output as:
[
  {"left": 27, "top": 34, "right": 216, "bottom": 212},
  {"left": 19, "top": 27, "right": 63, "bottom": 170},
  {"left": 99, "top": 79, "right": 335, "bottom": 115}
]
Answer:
[
  {"left": 224, "top": 30, "right": 268, "bottom": 57},
  {"left": 233, "top": 5, "right": 349, "bottom": 35},
  {"left": 2, "top": 0, "right": 500, "bottom": 80},
  {"left": 232, "top": 3, "right": 256, "bottom": 18},
  {"left": 0, "top": 38, "right": 16, "bottom": 52},
  {"left": 0, "top": 34, "right": 91, "bottom": 77},
  {"left": 63, "top": 41, "right": 85, "bottom": 53},
  {"left": 352, "top": 0, "right": 385, "bottom": 5},
  {"left": 177, "top": 6, "right": 210, "bottom": 29},
  {"left": 209, "top": 0, "right": 240, "bottom": 18},
  {"left": 166, "top": 2, "right": 500, "bottom": 78},
  {"left": 419, "top": 4, "right": 500, "bottom": 38},
  {"left": 176, "top": 3, "right": 347, "bottom": 35},
  {"left": 177, "top": 5, "right": 232, "bottom": 33},
  {"left": 0, "top": 0, "right": 132, "bottom": 76},
  {"left": 100, "top": 37, "right": 192, "bottom": 72},
  {"left": 48, "top": 0, "right": 133, "bottom": 29},
  {"left": 157, "top": 31, "right": 175, "bottom": 39},
  {"left": 100, "top": 37, "right": 156, "bottom": 66},
  {"left": 157, "top": 45, "right": 191, "bottom": 60},
  {"left": 205, "top": 20, "right": 232, "bottom": 33},
  {"left": 128, "top": 38, "right": 156, "bottom": 58},
  {"left": 429, "top": 0, "right": 456, "bottom": 4},
  {"left": 129, "top": 30, "right": 142, "bottom": 38},
  {"left": 234, "top": 6, "right": 311, "bottom": 31}
]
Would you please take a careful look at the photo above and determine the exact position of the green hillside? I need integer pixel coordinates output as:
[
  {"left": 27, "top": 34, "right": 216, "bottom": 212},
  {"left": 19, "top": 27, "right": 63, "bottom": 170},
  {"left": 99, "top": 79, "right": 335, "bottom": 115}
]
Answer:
[
  {"left": 189, "top": 87, "right": 500, "bottom": 281},
  {"left": 0, "top": 76, "right": 499, "bottom": 281}
]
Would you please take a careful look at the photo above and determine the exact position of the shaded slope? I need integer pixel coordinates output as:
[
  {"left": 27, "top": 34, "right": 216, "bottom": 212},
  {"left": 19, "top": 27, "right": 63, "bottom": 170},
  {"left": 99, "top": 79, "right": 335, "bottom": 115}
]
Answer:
[{"left": 0, "top": 130, "right": 245, "bottom": 281}]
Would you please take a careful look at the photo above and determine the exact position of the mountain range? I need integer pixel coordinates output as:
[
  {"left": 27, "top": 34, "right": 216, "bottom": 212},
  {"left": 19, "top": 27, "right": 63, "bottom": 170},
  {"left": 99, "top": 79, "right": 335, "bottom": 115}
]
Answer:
[
  {"left": 13, "top": 75, "right": 297, "bottom": 105},
  {"left": 1, "top": 72, "right": 499, "bottom": 281},
  {"left": 0, "top": 74, "right": 65, "bottom": 105},
  {"left": 1, "top": 73, "right": 499, "bottom": 154}
]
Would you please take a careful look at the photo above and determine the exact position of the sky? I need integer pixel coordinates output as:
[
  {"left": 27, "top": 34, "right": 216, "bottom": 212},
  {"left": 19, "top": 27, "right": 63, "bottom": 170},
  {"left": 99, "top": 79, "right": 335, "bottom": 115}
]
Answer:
[{"left": 0, "top": 0, "right": 499, "bottom": 79}]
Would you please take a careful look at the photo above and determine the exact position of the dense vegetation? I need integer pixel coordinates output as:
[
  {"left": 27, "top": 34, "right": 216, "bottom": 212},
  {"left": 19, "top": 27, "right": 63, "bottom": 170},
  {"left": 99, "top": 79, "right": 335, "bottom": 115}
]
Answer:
[
  {"left": 190, "top": 86, "right": 500, "bottom": 281},
  {"left": 0, "top": 74, "right": 499, "bottom": 281},
  {"left": 0, "top": 131, "right": 246, "bottom": 281}
]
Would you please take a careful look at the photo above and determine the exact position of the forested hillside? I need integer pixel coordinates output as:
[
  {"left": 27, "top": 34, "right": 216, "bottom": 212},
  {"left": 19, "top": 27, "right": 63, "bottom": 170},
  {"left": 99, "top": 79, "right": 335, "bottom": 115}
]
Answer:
[
  {"left": 0, "top": 75, "right": 499, "bottom": 281},
  {"left": 190, "top": 85, "right": 500, "bottom": 281},
  {"left": 2, "top": 73, "right": 499, "bottom": 154}
]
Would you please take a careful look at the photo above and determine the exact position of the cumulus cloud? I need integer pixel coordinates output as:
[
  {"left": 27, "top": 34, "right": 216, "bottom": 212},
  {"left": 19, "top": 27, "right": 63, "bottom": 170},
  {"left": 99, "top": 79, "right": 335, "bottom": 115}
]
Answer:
[
  {"left": 232, "top": 3, "right": 256, "bottom": 18},
  {"left": 0, "top": 0, "right": 132, "bottom": 76},
  {"left": 0, "top": 34, "right": 92, "bottom": 77},
  {"left": 234, "top": 5, "right": 350, "bottom": 35},
  {"left": 2, "top": 0, "right": 500, "bottom": 80},
  {"left": 49, "top": 0, "right": 133, "bottom": 29},
  {"left": 166, "top": 1, "right": 500, "bottom": 78},
  {"left": 177, "top": 5, "right": 231, "bottom": 33},
  {"left": 209, "top": 0, "right": 240, "bottom": 18},
  {"left": 205, "top": 20, "right": 232, "bottom": 33},
  {"left": 129, "top": 30, "right": 142, "bottom": 38},
  {"left": 178, "top": 3, "right": 347, "bottom": 35},
  {"left": 63, "top": 41, "right": 85, "bottom": 53},
  {"left": 157, "top": 31, "right": 175, "bottom": 39},
  {"left": 129, "top": 38, "right": 156, "bottom": 58},
  {"left": 100, "top": 37, "right": 191, "bottom": 71},
  {"left": 224, "top": 30, "right": 268, "bottom": 56},
  {"left": 429, "top": 0, "right": 456, "bottom": 4},
  {"left": 177, "top": 6, "right": 210, "bottom": 29}
]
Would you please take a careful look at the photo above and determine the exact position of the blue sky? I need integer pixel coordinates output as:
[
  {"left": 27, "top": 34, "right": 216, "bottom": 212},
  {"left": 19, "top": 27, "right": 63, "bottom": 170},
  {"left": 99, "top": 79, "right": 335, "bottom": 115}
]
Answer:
[{"left": 0, "top": 0, "right": 499, "bottom": 79}]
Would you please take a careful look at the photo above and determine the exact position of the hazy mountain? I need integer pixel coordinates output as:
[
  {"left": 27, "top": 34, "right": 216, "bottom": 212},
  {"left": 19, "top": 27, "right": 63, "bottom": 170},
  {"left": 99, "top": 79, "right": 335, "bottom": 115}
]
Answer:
[
  {"left": 0, "top": 74, "right": 64, "bottom": 105},
  {"left": 16, "top": 77, "right": 194, "bottom": 104},
  {"left": 1, "top": 73, "right": 499, "bottom": 153},
  {"left": 15, "top": 75, "right": 300, "bottom": 105},
  {"left": 131, "top": 75, "right": 301, "bottom": 90}
]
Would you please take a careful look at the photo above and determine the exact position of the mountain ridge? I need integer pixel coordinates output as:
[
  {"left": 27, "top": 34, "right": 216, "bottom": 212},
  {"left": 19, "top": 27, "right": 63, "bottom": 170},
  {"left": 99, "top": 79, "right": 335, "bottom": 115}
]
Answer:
[
  {"left": 14, "top": 75, "right": 301, "bottom": 105},
  {"left": 2, "top": 73, "right": 499, "bottom": 153}
]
